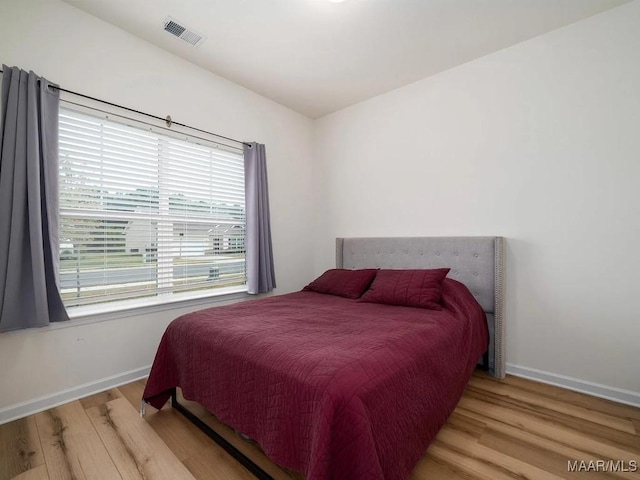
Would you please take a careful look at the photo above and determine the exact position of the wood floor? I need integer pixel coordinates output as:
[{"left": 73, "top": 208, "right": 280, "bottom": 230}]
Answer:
[{"left": 1, "top": 371, "right": 639, "bottom": 480}]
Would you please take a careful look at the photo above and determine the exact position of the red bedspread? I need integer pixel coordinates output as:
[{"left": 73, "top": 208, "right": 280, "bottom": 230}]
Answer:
[{"left": 143, "top": 278, "right": 488, "bottom": 480}]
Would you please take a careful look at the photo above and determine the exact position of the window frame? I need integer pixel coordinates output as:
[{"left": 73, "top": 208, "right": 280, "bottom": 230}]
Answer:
[{"left": 58, "top": 100, "right": 248, "bottom": 317}]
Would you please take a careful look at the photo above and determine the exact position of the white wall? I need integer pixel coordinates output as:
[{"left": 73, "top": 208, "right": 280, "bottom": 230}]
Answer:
[
  {"left": 1, "top": 0, "right": 638, "bottom": 415},
  {"left": 0, "top": 0, "right": 315, "bottom": 411},
  {"left": 314, "top": 2, "right": 640, "bottom": 395}
]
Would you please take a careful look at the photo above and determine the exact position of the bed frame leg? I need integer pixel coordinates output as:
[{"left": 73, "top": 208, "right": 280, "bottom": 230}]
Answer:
[
  {"left": 481, "top": 350, "right": 490, "bottom": 371},
  {"left": 170, "top": 388, "right": 275, "bottom": 480}
]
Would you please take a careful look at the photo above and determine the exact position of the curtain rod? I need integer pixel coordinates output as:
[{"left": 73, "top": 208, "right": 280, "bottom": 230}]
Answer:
[{"left": 0, "top": 68, "right": 252, "bottom": 148}]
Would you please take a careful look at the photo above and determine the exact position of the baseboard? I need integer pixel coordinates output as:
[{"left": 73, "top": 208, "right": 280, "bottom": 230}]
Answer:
[
  {"left": 0, "top": 365, "right": 151, "bottom": 425},
  {"left": 506, "top": 363, "right": 640, "bottom": 408},
  {"left": 3, "top": 363, "right": 637, "bottom": 425}
]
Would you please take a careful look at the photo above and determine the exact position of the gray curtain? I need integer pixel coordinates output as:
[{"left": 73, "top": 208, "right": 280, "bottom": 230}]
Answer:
[
  {"left": 0, "top": 65, "right": 68, "bottom": 332},
  {"left": 243, "top": 142, "right": 276, "bottom": 294}
]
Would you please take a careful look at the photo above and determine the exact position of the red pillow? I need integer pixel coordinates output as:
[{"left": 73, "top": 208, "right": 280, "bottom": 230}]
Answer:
[
  {"left": 359, "top": 268, "right": 450, "bottom": 309},
  {"left": 303, "top": 269, "right": 378, "bottom": 299}
]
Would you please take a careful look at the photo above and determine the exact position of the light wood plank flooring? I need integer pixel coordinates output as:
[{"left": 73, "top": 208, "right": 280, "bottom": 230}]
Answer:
[{"left": 1, "top": 372, "right": 638, "bottom": 480}]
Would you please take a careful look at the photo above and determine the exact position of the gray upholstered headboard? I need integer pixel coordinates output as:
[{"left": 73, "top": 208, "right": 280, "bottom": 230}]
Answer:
[{"left": 336, "top": 237, "right": 505, "bottom": 379}]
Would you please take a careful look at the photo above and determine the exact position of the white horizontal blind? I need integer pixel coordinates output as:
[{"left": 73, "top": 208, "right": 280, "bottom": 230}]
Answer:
[{"left": 58, "top": 106, "right": 246, "bottom": 308}]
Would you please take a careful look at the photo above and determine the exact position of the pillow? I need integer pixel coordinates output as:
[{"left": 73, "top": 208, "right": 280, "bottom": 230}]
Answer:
[
  {"left": 359, "top": 268, "right": 450, "bottom": 309},
  {"left": 303, "top": 269, "right": 378, "bottom": 299}
]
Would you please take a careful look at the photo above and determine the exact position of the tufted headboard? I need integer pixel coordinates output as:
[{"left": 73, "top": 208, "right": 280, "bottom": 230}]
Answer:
[{"left": 336, "top": 236, "right": 505, "bottom": 379}]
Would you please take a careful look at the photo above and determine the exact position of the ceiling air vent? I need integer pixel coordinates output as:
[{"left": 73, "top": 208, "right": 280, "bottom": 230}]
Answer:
[{"left": 163, "top": 17, "right": 205, "bottom": 47}]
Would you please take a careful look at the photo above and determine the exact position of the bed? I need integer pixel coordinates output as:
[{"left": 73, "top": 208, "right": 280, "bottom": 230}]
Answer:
[{"left": 142, "top": 236, "right": 505, "bottom": 480}]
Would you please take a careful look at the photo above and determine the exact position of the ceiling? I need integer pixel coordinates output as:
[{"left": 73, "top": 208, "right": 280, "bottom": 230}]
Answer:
[{"left": 62, "top": 0, "right": 629, "bottom": 118}]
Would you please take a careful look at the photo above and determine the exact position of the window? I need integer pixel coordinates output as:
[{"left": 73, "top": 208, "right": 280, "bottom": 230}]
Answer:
[{"left": 59, "top": 106, "right": 246, "bottom": 309}]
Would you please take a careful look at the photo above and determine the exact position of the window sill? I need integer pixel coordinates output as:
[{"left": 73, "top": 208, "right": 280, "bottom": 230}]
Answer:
[{"left": 5, "top": 286, "right": 250, "bottom": 336}]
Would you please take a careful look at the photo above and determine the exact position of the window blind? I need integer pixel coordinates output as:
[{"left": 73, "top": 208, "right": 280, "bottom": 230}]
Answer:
[{"left": 58, "top": 106, "right": 246, "bottom": 308}]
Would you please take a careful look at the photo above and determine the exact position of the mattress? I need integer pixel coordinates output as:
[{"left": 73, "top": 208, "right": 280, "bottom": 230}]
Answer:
[{"left": 143, "top": 278, "right": 488, "bottom": 480}]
